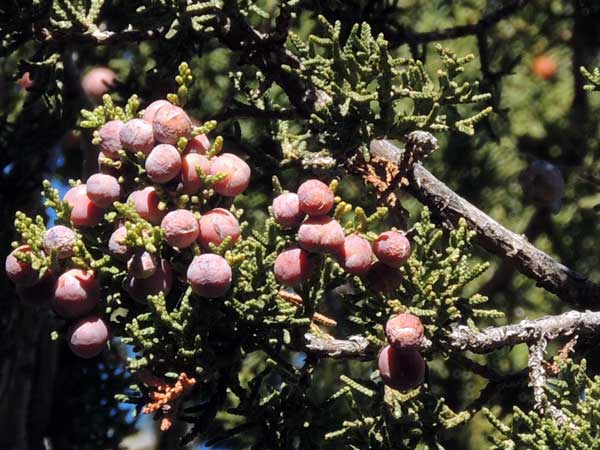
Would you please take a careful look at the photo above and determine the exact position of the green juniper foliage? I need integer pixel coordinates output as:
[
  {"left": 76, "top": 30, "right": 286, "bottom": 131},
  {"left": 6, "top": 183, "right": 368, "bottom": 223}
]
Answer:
[
  {"left": 14, "top": 122, "right": 502, "bottom": 448},
  {"left": 582, "top": 66, "right": 600, "bottom": 92},
  {"left": 484, "top": 359, "right": 600, "bottom": 450},
  {"left": 3, "top": 1, "right": 600, "bottom": 450},
  {"left": 285, "top": 17, "right": 492, "bottom": 156}
]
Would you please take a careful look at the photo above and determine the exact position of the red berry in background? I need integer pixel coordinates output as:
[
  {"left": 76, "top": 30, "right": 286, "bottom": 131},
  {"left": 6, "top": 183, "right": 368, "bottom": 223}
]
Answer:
[
  {"left": 81, "top": 67, "right": 116, "bottom": 100},
  {"left": 52, "top": 269, "right": 100, "bottom": 319},
  {"left": 532, "top": 55, "right": 558, "bottom": 80},
  {"left": 86, "top": 173, "right": 122, "bottom": 208},
  {"left": 142, "top": 99, "right": 172, "bottom": 123},
  {"left": 67, "top": 315, "right": 109, "bottom": 359},
  {"left": 108, "top": 226, "right": 132, "bottom": 261},
  {"left": 274, "top": 248, "right": 313, "bottom": 287},
  {"left": 127, "top": 250, "right": 158, "bottom": 279},
  {"left": 98, "top": 120, "right": 124, "bottom": 158},
  {"left": 338, "top": 234, "right": 373, "bottom": 276},
  {"left": 128, "top": 187, "right": 165, "bottom": 225},
  {"left": 63, "top": 184, "right": 104, "bottom": 228},
  {"left": 378, "top": 345, "right": 426, "bottom": 391},
  {"left": 5, "top": 245, "right": 39, "bottom": 286},
  {"left": 180, "top": 153, "right": 211, "bottom": 194},
  {"left": 152, "top": 104, "right": 192, "bottom": 145},
  {"left": 197, "top": 208, "right": 241, "bottom": 249},
  {"left": 119, "top": 119, "right": 155, "bottom": 156},
  {"left": 272, "top": 193, "right": 305, "bottom": 228},
  {"left": 187, "top": 254, "right": 232, "bottom": 298},
  {"left": 373, "top": 231, "right": 411, "bottom": 268},
  {"left": 16, "top": 271, "right": 55, "bottom": 306},
  {"left": 297, "top": 179, "right": 334, "bottom": 216},
  {"left": 161, "top": 209, "right": 199, "bottom": 248},
  {"left": 209, "top": 153, "right": 251, "bottom": 197},
  {"left": 43, "top": 225, "right": 76, "bottom": 259},
  {"left": 385, "top": 313, "right": 425, "bottom": 350},
  {"left": 367, "top": 261, "right": 402, "bottom": 295},
  {"left": 298, "top": 216, "right": 345, "bottom": 254},
  {"left": 145, "top": 144, "right": 182, "bottom": 183},
  {"left": 126, "top": 258, "right": 173, "bottom": 303},
  {"left": 185, "top": 134, "right": 211, "bottom": 154},
  {"left": 18, "top": 72, "right": 33, "bottom": 90}
]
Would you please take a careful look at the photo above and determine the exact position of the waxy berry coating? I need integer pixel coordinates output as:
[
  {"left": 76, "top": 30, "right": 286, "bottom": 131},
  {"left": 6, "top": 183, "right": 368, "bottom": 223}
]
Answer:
[
  {"left": 98, "top": 120, "right": 124, "bottom": 158},
  {"left": 187, "top": 254, "right": 232, "bottom": 298},
  {"left": 81, "top": 67, "right": 116, "bottom": 99},
  {"left": 209, "top": 153, "right": 251, "bottom": 197},
  {"left": 43, "top": 225, "right": 76, "bottom": 259},
  {"left": 297, "top": 179, "right": 334, "bottom": 216},
  {"left": 338, "top": 234, "right": 373, "bottom": 276},
  {"left": 142, "top": 100, "right": 172, "bottom": 123},
  {"left": 161, "top": 209, "right": 199, "bottom": 248},
  {"left": 298, "top": 216, "right": 345, "bottom": 254},
  {"left": 180, "top": 153, "right": 211, "bottom": 194},
  {"left": 108, "top": 226, "right": 132, "bottom": 261},
  {"left": 120, "top": 119, "right": 155, "bottom": 155},
  {"left": 373, "top": 231, "right": 411, "bottom": 268},
  {"left": 185, "top": 134, "right": 211, "bottom": 154},
  {"left": 86, "top": 173, "right": 122, "bottom": 208},
  {"left": 52, "top": 269, "right": 100, "bottom": 319},
  {"left": 5, "top": 245, "right": 39, "bottom": 287},
  {"left": 272, "top": 193, "right": 305, "bottom": 228},
  {"left": 145, "top": 144, "right": 182, "bottom": 183},
  {"left": 385, "top": 313, "right": 425, "bottom": 350},
  {"left": 378, "top": 346, "right": 426, "bottom": 391},
  {"left": 274, "top": 248, "right": 313, "bottom": 287},
  {"left": 67, "top": 315, "right": 109, "bottom": 358},
  {"left": 64, "top": 184, "right": 104, "bottom": 228},
  {"left": 197, "top": 208, "right": 241, "bottom": 249},
  {"left": 152, "top": 104, "right": 192, "bottom": 145},
  {"left": 128, "top": 187, "right": 165, "bottom": 225},
  {"left": 126, "top": 258, "right": 173, "bottom": 303}
]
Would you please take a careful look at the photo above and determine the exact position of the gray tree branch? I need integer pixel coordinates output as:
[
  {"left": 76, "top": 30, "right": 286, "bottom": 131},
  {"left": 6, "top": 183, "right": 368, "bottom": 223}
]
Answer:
[
  {"left": 447, "top": 310, "right": 600, "bottom": 353},
  {"left": 407, "top": 161, "right": 600, "bottom": 308},
  {"left": 303, "top": 334, "right": 375, "bottom": 360},
  {"left": 370, "top": 137, "right": 600, "bottom": 309},
  {"left": 304, "top": 310, "right": 600, "bottom": 360}
]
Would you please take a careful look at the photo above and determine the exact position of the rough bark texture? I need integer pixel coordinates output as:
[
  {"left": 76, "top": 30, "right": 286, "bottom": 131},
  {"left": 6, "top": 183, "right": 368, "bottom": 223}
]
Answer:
[
  {"left": 305, "top": 310, "right": 600, "bottom": 360},
  {"left": 447, "top": 310, "right": 600, "bottom": 353},
  {"left": 304, "top": 334, "right": 375, "bottom": 360},
  {"left": 368, "top": 138, "right": 600, "bottom": 308}
]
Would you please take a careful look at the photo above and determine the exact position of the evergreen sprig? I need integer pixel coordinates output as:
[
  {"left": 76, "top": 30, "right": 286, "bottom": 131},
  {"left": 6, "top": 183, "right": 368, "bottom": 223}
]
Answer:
[
  {"left": 581, "top": 66, "right": 600, "bottom": 92},
  {"left": 281, "top": 16, "right": 492, "bottom": 162},
  {"left": 484, "top": 359, "right": 600, "bottom": 450}
]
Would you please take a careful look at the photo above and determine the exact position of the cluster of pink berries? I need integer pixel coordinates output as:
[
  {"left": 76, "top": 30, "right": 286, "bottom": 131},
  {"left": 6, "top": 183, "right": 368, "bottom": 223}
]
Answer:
[
  {"left": 378, "top": 313, "right": 426, "bottom": 391},
  {"left": 271, "top": 179, "right": 411, "bottom": 289},
  {"left": 6, "top": 99, "right": 251, "bottom": 358},
  {"left": 6, "top": 240, "right": 108, "bottom": 359}
]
